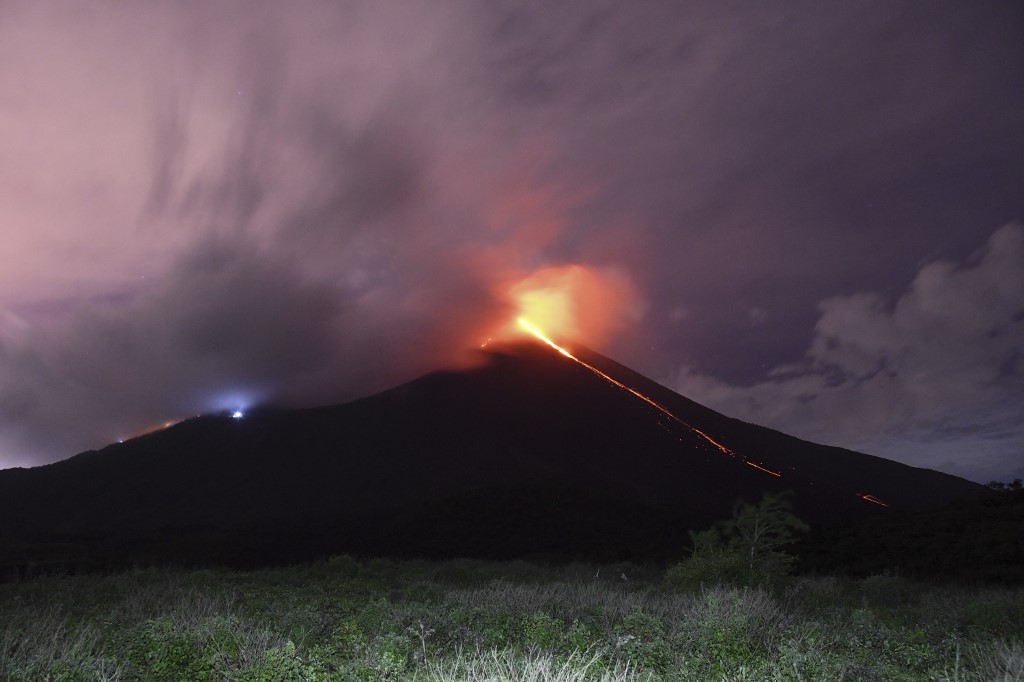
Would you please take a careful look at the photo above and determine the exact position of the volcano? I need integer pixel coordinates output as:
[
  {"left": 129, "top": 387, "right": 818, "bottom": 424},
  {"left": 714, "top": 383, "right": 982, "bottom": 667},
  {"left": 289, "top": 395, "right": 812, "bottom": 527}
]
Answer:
[{"left": 0, "top": 338, "right": 981, "bottom": 570}]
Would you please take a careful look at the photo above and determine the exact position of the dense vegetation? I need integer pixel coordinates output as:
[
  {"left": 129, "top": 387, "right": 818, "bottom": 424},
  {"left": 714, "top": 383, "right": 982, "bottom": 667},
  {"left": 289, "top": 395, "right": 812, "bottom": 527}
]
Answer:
[{"left": 2, "top": 554, "right": 1022, "bottom": 681}]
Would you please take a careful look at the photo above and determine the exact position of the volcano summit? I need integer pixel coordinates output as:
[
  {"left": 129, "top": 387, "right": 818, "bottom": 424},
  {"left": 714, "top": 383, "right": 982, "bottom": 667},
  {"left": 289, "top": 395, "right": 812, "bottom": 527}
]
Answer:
[{"left": 0, "top": 335, "right": 981, "bottom": 570}]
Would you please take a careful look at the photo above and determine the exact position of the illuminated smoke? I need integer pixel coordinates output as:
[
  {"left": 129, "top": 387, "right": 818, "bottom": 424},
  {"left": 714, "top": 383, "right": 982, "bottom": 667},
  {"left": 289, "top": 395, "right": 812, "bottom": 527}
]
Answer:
[{"left": 487, "top": 264, "right": 644, "bottom": 349}]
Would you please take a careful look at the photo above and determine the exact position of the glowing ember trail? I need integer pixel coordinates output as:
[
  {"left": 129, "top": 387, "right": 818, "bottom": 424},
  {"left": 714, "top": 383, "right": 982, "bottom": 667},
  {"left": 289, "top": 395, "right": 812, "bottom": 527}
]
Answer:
[
  {"left": 515, "top": 316, "right": 890, "bottom": 506},
  {"left": 517, "top": 318, "right": 781, "bottom": 477},
  {"left": 745, "top": 460, "right": 783, "bottom": 477}
]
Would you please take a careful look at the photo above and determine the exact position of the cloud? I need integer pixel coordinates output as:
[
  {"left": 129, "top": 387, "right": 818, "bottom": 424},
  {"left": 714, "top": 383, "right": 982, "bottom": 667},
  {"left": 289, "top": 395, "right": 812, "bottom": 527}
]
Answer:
[{"left": 672, "top": 224, "right": 1024, "bottom": 483}]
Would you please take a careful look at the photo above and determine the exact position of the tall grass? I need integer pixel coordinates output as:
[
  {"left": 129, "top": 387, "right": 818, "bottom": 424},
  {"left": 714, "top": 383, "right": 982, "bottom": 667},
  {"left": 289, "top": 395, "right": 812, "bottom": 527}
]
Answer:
[
  {"left": 0, "top": 558, "right": 1021, "bottom": 681},
  {"left": 422, "top": 648, "right": 648, "bottom": 681}
]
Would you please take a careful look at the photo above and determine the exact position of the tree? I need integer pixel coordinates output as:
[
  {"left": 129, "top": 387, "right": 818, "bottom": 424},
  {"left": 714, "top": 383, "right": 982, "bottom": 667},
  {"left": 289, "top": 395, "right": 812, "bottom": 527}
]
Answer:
[
  {"left": 666, "top": 492, "right": 808, "bottom": 590},
  {"left": 985, "top": 479, "right": 1023, "bottom": 493},
  {"left": 724, "top": 492, "right": 809, "bottom": 574}
]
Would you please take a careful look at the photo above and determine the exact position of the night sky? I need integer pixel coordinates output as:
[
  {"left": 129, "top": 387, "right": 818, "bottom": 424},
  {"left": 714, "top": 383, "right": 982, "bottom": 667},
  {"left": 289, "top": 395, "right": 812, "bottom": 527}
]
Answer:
[{"left": 2, "top": 1, "right": 1022, "bottom": 483}]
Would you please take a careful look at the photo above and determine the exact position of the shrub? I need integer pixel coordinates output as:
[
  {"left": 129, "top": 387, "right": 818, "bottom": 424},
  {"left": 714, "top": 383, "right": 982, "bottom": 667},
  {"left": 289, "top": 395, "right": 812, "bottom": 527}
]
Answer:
[
  {"left": 614, "top": 611, "right": 672, "bottom": 672},
  {"left": 525, "top": 611, "right": 564, "bottom": 651},
  {"left": 861, "top": 573, "right": 915, "bottom": 607},
  {"left": 326, "top": 554, "right": 365, "bottom": 579},
  {"left": 128, "top": 617, "right": 214, "bottom": 681}
]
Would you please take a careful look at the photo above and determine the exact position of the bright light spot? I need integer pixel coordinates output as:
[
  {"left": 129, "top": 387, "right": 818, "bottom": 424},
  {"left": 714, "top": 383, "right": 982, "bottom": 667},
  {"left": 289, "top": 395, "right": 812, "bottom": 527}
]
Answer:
[
  {"left": 518, "top": 318, "right": 574, "bottom": 358},
  {"left": 232, "top": 410, "right": 244, "bottom": 419}
]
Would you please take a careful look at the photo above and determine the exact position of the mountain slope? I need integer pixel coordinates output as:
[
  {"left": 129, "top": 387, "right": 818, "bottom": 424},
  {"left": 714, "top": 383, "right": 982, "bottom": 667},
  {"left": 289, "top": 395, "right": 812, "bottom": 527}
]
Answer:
[{"left": 0, "top": 339, "right": 982, "bottom": 568}]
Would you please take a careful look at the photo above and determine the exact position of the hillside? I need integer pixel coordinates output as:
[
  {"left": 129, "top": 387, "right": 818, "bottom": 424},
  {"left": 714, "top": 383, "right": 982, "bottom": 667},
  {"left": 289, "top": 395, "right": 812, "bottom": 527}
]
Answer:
[{"left": 0, "top": 339, "right": 982, "bottom": 571}]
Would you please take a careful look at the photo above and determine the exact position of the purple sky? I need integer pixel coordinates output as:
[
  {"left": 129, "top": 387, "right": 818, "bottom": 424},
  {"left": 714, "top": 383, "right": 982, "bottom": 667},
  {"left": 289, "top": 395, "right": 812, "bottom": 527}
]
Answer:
[{"left": 1, "top": 1, "right": 1022, "bottom": 483}]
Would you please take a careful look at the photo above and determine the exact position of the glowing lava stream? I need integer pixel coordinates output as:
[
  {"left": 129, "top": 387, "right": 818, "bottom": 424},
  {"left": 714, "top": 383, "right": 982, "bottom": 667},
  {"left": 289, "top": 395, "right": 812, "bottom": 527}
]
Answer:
[
  {"left": 517, "top": 318, "right": 890, "bottom": 507},
  {"left": 516, "top": 318, "right": 782, "bottom": 477}
]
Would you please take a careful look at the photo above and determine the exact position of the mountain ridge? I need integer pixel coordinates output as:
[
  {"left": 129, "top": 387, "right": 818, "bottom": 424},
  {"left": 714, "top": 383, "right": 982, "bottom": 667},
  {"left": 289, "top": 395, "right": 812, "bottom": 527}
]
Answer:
[{"left": 0, "top": 339, "right": 983, "bottom": 569}]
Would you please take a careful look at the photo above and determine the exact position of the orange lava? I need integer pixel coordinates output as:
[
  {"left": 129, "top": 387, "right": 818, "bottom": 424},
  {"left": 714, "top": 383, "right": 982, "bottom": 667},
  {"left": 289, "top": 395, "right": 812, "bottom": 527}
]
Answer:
[{"left": 745, "top": 460, "right": 782, "bottom": 477}]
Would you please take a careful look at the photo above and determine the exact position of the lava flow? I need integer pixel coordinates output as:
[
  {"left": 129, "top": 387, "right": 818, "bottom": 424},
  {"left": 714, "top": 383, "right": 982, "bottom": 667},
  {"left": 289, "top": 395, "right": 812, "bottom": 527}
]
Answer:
[
  {"left": 516, "top": 318, "right": 782, "bottom": 477},
  {"left": 516, "top": 316, "right": 896, "bottom": 507}
]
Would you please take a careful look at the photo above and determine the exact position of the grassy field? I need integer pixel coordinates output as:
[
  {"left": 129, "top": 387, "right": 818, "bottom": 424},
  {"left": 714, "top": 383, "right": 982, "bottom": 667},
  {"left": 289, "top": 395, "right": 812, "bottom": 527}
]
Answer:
[{"left": 1, "top": 556, "right": 1022, "bottom": 681}]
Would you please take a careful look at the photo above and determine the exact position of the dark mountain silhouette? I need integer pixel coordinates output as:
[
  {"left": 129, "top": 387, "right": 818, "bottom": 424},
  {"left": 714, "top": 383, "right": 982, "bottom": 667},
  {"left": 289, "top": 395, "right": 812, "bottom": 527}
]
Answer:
[{"left": 0, "top": 339, "right": 982, "bottom": 572}]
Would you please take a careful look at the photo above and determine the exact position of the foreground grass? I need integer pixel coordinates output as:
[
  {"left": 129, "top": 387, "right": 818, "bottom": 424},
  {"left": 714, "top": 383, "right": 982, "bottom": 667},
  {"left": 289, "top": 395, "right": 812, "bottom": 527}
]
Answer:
[{"left": 1, "top": 557, "right": 1022, "bottom": 681}]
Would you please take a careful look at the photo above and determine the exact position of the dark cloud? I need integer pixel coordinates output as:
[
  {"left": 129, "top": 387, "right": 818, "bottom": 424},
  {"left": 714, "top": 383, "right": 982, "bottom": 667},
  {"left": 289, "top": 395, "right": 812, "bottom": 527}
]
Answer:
[
  {"left": 0, "top": 241, "right": 340, "bottom": 463},
  {"left": 283, "top": 107, "right": 425, "bottom": 245},
  {"left": 673, "top": 224, "right": 1024, "bottom": 483}
]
